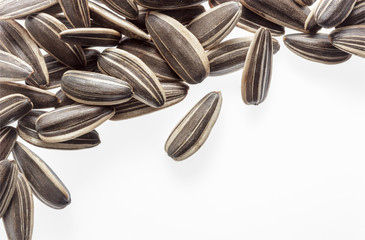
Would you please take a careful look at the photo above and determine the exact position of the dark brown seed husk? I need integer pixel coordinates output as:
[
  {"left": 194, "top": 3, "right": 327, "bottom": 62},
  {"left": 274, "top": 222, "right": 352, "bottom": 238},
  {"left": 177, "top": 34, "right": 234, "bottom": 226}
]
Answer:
[
  {"left": 0, "top": 50, "right": 33, "bottom": 82},
  {"left": 241, "top": 27, "right": 273, "bottom": 105},
  {"left": 88, "top": 2, "right": 150, "bottom": 41},
  {"left": 0, "top": 160, "right": 18, "bottom": 218},
  {"left": 207, "top": 37, "right": 280, "bottom": 76},
  {"left": 35, "top": 104, "right": 115, "bottom": 143},
  {"left": 18, "top": 110, "right": 101, "bottom": 150},
  {"left": 283, "top": 33, "right": 352, "bottom": 64},
  {"left": 58, "top": 0, "right": 90, "bottom": 28},
  {"left": 135, "top": 0, "right": 206, "bottom": 9},
  {"left": 315, "top": 0, "right": 357, "bottom": 28},
  {"left": 0, "top": 0, "right": 58, "bottom": 20},
  {"left": 3, "top": 172, "right": 34, "bottom": 240},
  {"left": 0, "top": 82, "right": 60, "bottom": 109},
  {"left": 0, "top": 94, "right": 33, "bottom": 129},
  {"left": 59, "top": 28, "right": 121, "bottom": 47},
  {"left": 0, "top": 127, "right": 17, "bottom": 161},
  {"left": 295, "top": 0, "right": 316, "bottom": 6},
  {"left": 98, "top": 48, "right": 166, "bottom": 108},
  {"left": 241, "top": 0, "right": 320, "bottom": 33},
  {"left": 117, "top": 38, "right": 180, "bottom": 81},
  {"left": 0, "top": 20, "right": 49, "bottom": 88},
  {"left": 12, "top": 142, "right": 71, "bottom": 209},
  {"left": 25, "top": 13, "right": 87, "bottom": 69},
  {"left": 146, "top": 12, "right": 210, "bottom": 84},
  {"left": 99, "top": 0, "right": 139, "bottom": 19},
  {"left": 61, "top": 70, "right": 133, "bottom": 105},
  {"left": 111, "top": 81, "right": 189, "bottom": 121},
  {"left": 187, "top": 2, "right": 242, "bottom": 49},
  {"left": 54, "top": 14, "right": 101, "bottom": 29},
  {"left": 329, "top": 25, "right": 365, "bottom": 58},
  {"left": 165, "top": 91, "right": 222, "bottom": 161},
  {"left": 55, "top": 89, "right": 75, "bottom": 107},
  {"left": 337, "top": 0, "right": 365, "bottom": 28}
]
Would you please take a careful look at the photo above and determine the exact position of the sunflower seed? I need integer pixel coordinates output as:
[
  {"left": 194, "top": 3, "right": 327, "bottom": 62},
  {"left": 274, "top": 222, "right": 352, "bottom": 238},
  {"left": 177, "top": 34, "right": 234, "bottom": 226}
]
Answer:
[
  {"left": 135, "top": 0, "right": 206, "bottom": 9},
  {"left": 0, "top": 20, "right": 49, "bottom": 88},
  {"left": 0, "top": 50, "right": 33, "bottom": 82},
  {"left": 304, "top": 3, "right": 323, "bottom": 33},
  {"left": 0, "top": 127, "right": 17, "bottom": 161},
  {"left": 0, "top": 94, "right": 33, "bottom": 129},
  {"left": 36, "top": 104, "right": 115, "bottom": 143},
  {"left": 61, "top": 70, "right": 133, "bottom": 105},
  {"left": 55, "top": 89, "right": 75, "bottom": 107},
  {"left": 241, "top": 0, "right": 320, "bottom": 33},
  {"left": 337, "top": 0, "right": 365, "bottom": 28},
  {"left": 25, "top": 13, "right": 87, "bottom": 69},
  {"left": 3, "top": 172, "right": 34, "bottom": 240},
  {"left": 315, "top": 0, "right": 357, "bottom": 28},
  {"left": 146, "top": 12, "right": 210, "bottom": 84},
  {"left": 165, "top": 91, "right": 222, "bottom": 161},
  {"left": 60, "top": 28, "right": 121, "bottom": 47},
  {"left": 208, "top": 37, "right": 280, "bottom": 76},
  {"left": 111, "top": 81, "right": 189, "bottom": 120},
  {"left": 0, "top": 159, "right": 18, "bottom": 218},
  {"left": 241, "top": 27, "right": 273, "bottom": 105},
  {"left": 58, "top": 0, "right": 90, "bottom": 28},
  {"left": 329, "top": 25, "right": 365, "bottom": 58},
  {"left": 54, "top": 14, "right": 101, "bottom": 29},
  {"left": 88, "top": 2, "right": 150, "bottom": 41},
  {"left": 283, "top": 33, "right": 351, "bottom": 64},
  {"left": 0, "top": 82, "right": 60, "bottom": 109},
  {"left": 0, "top": 0, "right": 58, "bottom": 20},
  {"left": 99, "top": 0, "right": 139, "bottom": 19},
  {"left": 187, "top": 2, "right": 242, "bottom": 49},
  {"left": 12, "top": 142, "right": 71, "bottom": 209},
  {"left": 295, "top": 0, "right": 316, "bottom": 6},
  {"left": 98, "top": 48, "right": 166, "bottom": 107},
  {"left": 118, "top": 38, "right": 180, "bottom": 81}
]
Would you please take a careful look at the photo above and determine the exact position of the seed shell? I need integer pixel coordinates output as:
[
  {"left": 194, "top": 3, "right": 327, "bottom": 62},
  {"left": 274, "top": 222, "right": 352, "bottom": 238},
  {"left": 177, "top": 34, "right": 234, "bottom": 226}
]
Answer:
[
  {"left": 329, "top": 25, "right": 365, "bottom": 58},
  {"left": 58, "top": 0, "right": 90, "bottom": 28},
  {"left": 241, "top": 27, "right": 273, "bottom": 105},
  {"left": 135, "top": 0, "right": 206, "bottom": 9},
  {"left": 59, "top": 28, "right": 121, "bottom": 47},
  {"left": 36, "top": 104, "right": 115, "bottom": 143},
  {"left": 0, "top": 0, "right": 58, "bottom": 20},
  {"left": 283, "top": 33, "right": 351, "bottom": 64},
  {"left": 0, "top": 82, "right": 60, "bottom": 109},
  {"left": 315, "top": 0, "right": 357, "bottom": 28},
  {"left": 0, "top": 50, "right": 33, "bottom": 82},
  {"left": 295, "top": 0, "right": 316, "bottom": 6},
  {"left": 98, "top": 48, "right": 166, "bottom": 108},
  {"left": 0, "top": 94, "right": 33, "bottom": 129},
  {"left": 165, "top": 91, "right": 222, "bottom": 161},
  {"left": 25, "top": 13, "right": 87, "bottom": 69},
  {"left": 55, "top": 89, "right": 75, "bottom": 107},
  {"left": 337, "top": 0, "right": 365, "bottom": 28},
  {"left": 3, "top": 172, "right": 34, "bottom": 240},
  {"left": 0, "top": 126, "right": 17, "bottom": 161},
  {"left": 0, "top": 20, "right": 49, "bottom": 88},
  {"left": 54, "top": 14, "right": 101, "bottom": 29},
  {"left": 146, "top": 12, "right": 210, "bottom": 84},
  {"left": 99, "top": 0, "right": 139, "bottom": 19},
  {"left": 0, "top": 160, "right": 18, "bottom": 218}
]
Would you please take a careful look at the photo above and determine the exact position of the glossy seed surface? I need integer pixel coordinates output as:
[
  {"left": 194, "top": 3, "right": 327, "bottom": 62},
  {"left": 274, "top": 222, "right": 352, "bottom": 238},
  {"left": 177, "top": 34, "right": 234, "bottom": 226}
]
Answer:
[
  {"left": 0, "top": 50, "right": 33, "bottom": 82},
  {"left": 315, "top": 0, "right": 357, "bottom": 28},
  {"left": 60, "top": 28, "right": 121, "bottom": 47},
  {"left": 100, "top": 0, "right": 139, "bottom": 19},
  {"left": 337, "top": 0, "right": 365, "bottom": 28},
  {"left": 0, "top": 126, "right": 17, "bottom": 160},
  {"left": 0, "top": 94, "right": 33, "bottom": 129},
  {"left": 329, "top": 25, "right": 365, "bottom": 58},
  {"left": 0, "top": 159, "right": 17, "bottom": 218},
  {"left": 135, "top": 0, "right": 206, "bottom": 9},
  {"left": 58, "top": 0, "right": 90, "bottom": 28},
  {"left": 0, "top": 0, "right": 58, "bottom": 20}
]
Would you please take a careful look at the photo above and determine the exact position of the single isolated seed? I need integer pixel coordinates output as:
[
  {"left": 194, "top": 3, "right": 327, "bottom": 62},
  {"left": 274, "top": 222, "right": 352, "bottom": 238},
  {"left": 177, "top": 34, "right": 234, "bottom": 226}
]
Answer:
[
  {"left": 99, "top": 0, "right": 139, "bottom": 20},
  {"left": 0, "top": 50, "right": 33, "bottom": 82},
  {"left": 0, "top": 159, "right": 18, "bottom": 218},
  {"left": 58, "top": 0, "right": 90, "bottom": 28},
  {"left": 165, "top": 91, "right": 222, "bottom": 161},
  {"left": 0, "top": 94, "right": 33, "bottom": 129},
  {"left": 315, "top": 0, "right": 357, "bottom": 28},
  {"left": 135, "top": 0, "right": 206, "bottom": 9},
  {"left": 337, "top": 0, "right": 365, "bottom": 28},
  {"left": 59, "top": 28, "right": 122, "bottom": 47},
  {"left": 0, "top": 126, "right": 18, "bottom": 161},
  {"left": 0, "top": 0, "right": 58, "bottom": 20},
  {"left": 329, "top": 25, "right": 365, "bottom": 58}
]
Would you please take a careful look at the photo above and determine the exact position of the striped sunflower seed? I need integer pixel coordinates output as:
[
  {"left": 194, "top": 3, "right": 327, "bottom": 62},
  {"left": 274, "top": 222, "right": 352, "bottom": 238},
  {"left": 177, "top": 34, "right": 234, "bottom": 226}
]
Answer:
[
  {"left": 0, "top": 20, "right": 49, "bottom": 88},
  {"left": 304, "top": 2, "right": 322, "bottom": 33},
  {"left": 0, "top": 126, "right": 17, "bottom": 161},
  {"left": 18, "top": 110, "right": 101, "bottom": 150},
  {"left": 165, "top": 91, "right": 222, "bottom": 161},
  {"left": 58, "top": 0, "right": 90, "bottom": 28},
  {"left": 283, "top": 33, "right": 351, "bottom": 64},
  {"left": 98, "top": 48, "right": 166, "bottom": 108},
  {"left": 315, "top": 0, "right": 357, "bottom": 28},
  {"left": 0, "top": 82, "right": 60, "bottom": 109},
  {"left": 12, "top": 142, "right": 71, "bottom": 209},
  {"left": 0, "top": 0, "right": 58, "bottom": 20},
  {"left": 208, "top": 37, "right": 280, "bottom": 76},
  {"left": 111, "top": 81, "right": 189, "bottom": 121},
  {"left": 0, "top": 94, "right": 33, "bottom": 129},
  {"left": 99, "top": 0, "right": 139, "bottom": 20},
  {"left": 55, "top": 89, "right": 75, "bottom": 107},
  {"left": 135, "top": 0, "right": 206, "bottom": 9},
  {"left": 3, "top": 172, "right": 34, "bottom": 240},
  {"left": 187, "top": 1, "right": 242, "bottom": 49},
  {"left": 25, "top": 13, "right": 87, "bottom": 69},
  {"left": 61, "top": 70, "right": 133, "bottom": 105},
  {"left": 241, "top": 27, "right": 273, "bottom": 105},
  {"left": 337, "top": 0, "right": 365, "bottom": 28},
  {"left": 146, "top": 12, "right": 210, "bottom": 84},
  {"left": 54, "top": 14, "right": 101, "bottom": 29},
  {"left": 241, "top": 0, "right": 320, "bottom": 33},
  {"left": 59, "top": 27, "right": 121, "bottom": 47},
  {"left": 88, "top": 2, "right": 150, "bottom": 41},
  {"left": 0, "top": 159, "right": 18, "bottom": 218},
  {"left": 329, "top": 25, "right": 365, "bottom": 58},
  {"left": 117, "top": 38, "right": 180, "bottom": 81},
  {"left": 35, "top": 104, "right": 115, "bottom": 143},
  {"left": 0, "top": 50, "right": 33, "bottom": 82},
  {"left": 295, "top": 0, "right": 316, "bottom": 6}
]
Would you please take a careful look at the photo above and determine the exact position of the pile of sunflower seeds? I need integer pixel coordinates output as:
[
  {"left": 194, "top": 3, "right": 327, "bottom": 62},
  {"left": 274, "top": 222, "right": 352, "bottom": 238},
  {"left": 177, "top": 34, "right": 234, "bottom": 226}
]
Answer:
[{"left": 0, "top": 0, "right": 364, "bottom": 238}]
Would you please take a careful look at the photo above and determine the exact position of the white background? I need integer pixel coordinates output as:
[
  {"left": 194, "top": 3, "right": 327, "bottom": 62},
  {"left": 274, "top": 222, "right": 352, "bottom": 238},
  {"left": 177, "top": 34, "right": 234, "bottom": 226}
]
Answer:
[{"left": 1, "top": 2, "right": 365, "bottom": 240}]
